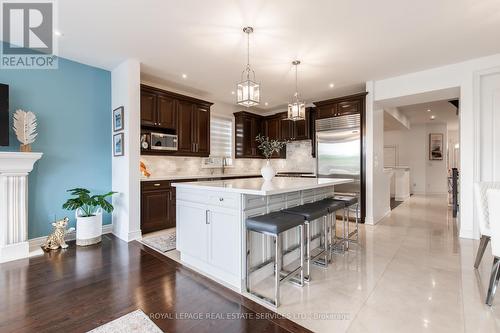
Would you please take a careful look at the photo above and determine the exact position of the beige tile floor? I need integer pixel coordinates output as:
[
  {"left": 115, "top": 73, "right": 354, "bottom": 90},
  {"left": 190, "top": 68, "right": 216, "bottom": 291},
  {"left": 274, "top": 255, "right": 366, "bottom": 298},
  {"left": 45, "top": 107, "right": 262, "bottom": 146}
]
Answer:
[
  {"left": 144, "top": 195, "right": 500, "bottom": 332},
  {"left": 267, "top": 194, "right": 500, "bottom": 332}
]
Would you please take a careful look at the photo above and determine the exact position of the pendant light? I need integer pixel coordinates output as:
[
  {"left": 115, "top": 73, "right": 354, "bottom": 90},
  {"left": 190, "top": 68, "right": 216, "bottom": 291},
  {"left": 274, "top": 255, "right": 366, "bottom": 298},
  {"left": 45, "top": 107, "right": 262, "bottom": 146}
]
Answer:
[
  {"left": 237, "top": 27, "right": 260, "bottom": 107},
  {"left": 287, "top": 60, "right": 305, "bottom": 121}
]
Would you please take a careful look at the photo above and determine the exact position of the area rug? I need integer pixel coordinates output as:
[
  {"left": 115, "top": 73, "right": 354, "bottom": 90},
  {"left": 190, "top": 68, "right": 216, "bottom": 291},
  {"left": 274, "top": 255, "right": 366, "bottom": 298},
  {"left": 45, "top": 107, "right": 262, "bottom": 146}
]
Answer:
[
  {"left": 142, "top": 230, "right": 176, "bottom": 252},
  {"left": 87, "top": 309, "right": 162, "bottom": 333}
]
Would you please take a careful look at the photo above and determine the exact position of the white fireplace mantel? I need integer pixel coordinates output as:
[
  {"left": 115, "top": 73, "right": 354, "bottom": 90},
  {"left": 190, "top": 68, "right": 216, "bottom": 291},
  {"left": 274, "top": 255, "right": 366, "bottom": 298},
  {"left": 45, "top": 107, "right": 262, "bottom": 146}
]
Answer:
[{"left": 0, "top": 151, "right": 42, "bottom": 263}]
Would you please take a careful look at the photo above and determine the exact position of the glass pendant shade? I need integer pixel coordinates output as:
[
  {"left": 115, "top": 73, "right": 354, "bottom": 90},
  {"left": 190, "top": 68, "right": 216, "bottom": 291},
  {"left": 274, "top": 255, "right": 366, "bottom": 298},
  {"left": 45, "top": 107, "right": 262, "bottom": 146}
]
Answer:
[
  {"left": 287, "top": 99, "right": 306, "bottom": 121},
  {"left": 237, "top": 27, "right": 260, "bottom": 107},
  {"left": 237, "top": 78, "right": 260, "bottom": 107}
]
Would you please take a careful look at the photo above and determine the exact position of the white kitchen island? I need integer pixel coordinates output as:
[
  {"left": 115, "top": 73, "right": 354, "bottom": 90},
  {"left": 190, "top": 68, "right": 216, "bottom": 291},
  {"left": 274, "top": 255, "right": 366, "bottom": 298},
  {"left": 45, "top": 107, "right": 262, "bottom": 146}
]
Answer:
[{"left": 172, "top": 177, "right": 353, "bottom": 292}]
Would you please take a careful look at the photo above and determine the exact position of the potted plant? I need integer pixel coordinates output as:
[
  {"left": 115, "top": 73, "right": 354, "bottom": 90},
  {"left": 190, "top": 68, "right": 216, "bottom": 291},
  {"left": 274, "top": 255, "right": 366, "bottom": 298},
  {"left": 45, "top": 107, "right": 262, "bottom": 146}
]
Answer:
[
  {"left": 62, "top": 188, "right": 116, "bottom": 246},
  {"left": 256, "top": 134, "right": 287, "bottom": 181}
]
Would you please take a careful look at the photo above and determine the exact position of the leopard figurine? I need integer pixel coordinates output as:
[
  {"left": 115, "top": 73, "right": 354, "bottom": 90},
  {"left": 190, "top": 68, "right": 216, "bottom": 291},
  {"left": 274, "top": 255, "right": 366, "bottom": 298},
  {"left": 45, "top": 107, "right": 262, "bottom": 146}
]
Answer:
[{"left": 41, "top": 217, "right": 74, "bottom": 251}]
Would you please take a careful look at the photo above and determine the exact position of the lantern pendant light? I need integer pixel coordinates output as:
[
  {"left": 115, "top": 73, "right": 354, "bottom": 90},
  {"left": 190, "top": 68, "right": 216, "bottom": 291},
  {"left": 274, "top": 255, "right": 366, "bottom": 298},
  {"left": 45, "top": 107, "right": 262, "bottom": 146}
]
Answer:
[
  {"left": 237, "top": 27, "right": 260, "bottom": 107},
  {"left": 287, "top": 60, "right": 305, "bottom": 121}
]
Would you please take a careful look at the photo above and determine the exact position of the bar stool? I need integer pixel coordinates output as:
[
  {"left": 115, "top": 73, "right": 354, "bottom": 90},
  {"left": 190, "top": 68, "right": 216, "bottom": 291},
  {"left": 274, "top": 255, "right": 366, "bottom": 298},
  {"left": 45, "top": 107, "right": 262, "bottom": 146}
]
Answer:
[
  {"left": 283, "top": 201, "right": 330, "bottom": 282},
  {"left": 318, "top": 198, "right": 348, "bottom": 256},
  {"left": 245, "top": 211, "right": 306, "bottom": 307},
  {"left": 333, "top": 195, "right": 359, "bottom": 249}
]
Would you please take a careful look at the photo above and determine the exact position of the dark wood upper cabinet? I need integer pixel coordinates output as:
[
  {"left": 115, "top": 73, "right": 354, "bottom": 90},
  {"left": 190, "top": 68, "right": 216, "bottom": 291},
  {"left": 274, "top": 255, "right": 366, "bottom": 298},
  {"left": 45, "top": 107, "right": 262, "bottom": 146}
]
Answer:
[
  {"left": 234, "top": 111, "right": 263, "bottom": 158},
  {"left": 280, "top": 116, "right": 294, "bottom": 141},
  {"left": 193, "top": 104, "right": 210, "bottom": 156},
  {"left": 314, "top": 92, "right": 367, "bottom": 119},
  {"left": 140, "top": 85, "right": 213, "bottom": 157},
  {"left": 176, "top": 99, "right": 194, "bottom": 154},
  {"left": 140, "top": 90, "right": 157, "bottom": 127},
  {"left": 157, "top": 94, "right": 177, "bottom": 129},
  {"left": 294, "top": 111, "right": 310, "bottom": 140}
]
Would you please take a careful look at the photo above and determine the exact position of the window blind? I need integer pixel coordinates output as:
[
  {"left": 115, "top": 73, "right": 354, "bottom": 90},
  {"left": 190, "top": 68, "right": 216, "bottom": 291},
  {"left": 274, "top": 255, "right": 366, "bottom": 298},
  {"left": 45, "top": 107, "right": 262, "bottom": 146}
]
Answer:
[{"left": 210, "top": 117, "right": 232, "bottom": 158}]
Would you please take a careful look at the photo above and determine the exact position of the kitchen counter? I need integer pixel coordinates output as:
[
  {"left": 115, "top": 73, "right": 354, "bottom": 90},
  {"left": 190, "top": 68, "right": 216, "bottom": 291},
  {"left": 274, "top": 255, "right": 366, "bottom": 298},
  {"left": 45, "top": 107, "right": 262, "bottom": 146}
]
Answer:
[
  {"left": 174, "top": 176, "right": 353, "bottom": 291},
  {"left": 172, "top": 177, "right": 352, "bottom": 195},
  {"left": 141, "top": 173, "right": 261, "bottom": 181}
]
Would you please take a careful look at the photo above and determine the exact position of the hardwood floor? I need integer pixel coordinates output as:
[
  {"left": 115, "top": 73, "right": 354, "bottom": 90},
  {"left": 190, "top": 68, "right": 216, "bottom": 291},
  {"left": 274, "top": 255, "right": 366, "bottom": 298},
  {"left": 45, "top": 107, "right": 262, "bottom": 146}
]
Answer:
[{"left": 0, "top": 235, "right": 311, "bottom": 333}]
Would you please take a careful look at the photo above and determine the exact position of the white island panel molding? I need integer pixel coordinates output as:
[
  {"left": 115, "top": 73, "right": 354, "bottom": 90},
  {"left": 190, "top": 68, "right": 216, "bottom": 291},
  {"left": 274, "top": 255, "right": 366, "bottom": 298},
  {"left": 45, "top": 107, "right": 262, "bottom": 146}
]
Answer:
[{"left": 0, "top": 152, "right": 42, "bottom": 263}]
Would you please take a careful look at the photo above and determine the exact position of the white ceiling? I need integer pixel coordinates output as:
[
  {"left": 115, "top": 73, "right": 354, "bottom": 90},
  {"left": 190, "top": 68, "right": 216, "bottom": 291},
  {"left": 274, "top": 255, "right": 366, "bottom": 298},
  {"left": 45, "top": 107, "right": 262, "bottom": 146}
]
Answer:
[
  {"left": 398, "top": 100, "right": 459, "bottom": 130},
  {"left": 57, "top": 0, "right": 500, "bottom": 110}
]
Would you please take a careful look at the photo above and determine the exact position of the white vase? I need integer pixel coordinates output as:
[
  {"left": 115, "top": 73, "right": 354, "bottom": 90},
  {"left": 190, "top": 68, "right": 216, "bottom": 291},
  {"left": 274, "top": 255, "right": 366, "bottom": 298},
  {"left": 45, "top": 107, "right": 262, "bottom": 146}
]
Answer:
[
  {"left": 76, "top": 208, "right": 103, "bottom": 246},
  {"left": 261, "top": 160, "right": 276, "bottom": 181}
]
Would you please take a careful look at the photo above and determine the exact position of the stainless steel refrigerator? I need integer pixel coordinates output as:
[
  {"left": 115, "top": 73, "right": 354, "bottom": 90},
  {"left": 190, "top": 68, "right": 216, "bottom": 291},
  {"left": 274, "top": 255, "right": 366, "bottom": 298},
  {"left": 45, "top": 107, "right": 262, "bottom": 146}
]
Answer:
[{"left": 316, "top": 114, "right": 362, "bottom": 215}]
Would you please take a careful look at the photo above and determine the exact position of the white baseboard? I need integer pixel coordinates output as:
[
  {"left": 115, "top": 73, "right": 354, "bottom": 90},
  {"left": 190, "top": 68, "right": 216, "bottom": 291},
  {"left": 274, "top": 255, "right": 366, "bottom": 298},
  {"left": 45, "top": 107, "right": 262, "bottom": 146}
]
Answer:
[
  {"left": 29, "top": 224, "right": 114, "bottom": 250},
  {"left": 365, "top": 209, "right": 391, "bottom": 226},
  {"left": 0, "top": 242, "right": 30, "bottom": 263},
  {"left": 112, "top": 228, "right": 142, "bottom": 242}
]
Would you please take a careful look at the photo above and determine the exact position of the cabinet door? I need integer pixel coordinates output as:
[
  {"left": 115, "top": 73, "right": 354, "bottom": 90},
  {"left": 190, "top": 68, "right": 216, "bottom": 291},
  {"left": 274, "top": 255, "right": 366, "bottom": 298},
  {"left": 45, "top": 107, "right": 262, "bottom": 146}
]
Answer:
[
  {"left": 264, "top": 117, "right": 285, "bottom": 158},
  {"left": 293, "top": 111, "right": 310, "bottom": 140},
  {"left": 208, "top": 209, "right": 240, "bottom": 276},
  {"left": 242, "top": 117, "right": 254, "bottom": 157},
  {"left": 280, "top": 118, "right": 294, "bottom": 140},
  {"left": 141, "top": 90, "right": 157, "bottom": 126},
  {"left": 177, "top": 100, "right": 194, "bottom": 153},
  {"left": 337, "top": 100, "right": 361, "bottom": 116},
  {"left": 157, "top": 94, "right": 177, "bottom": 129},
  {"left": 316, "top": 105, "right": 336, "bottom": 119},
  {"left": 141, "top": 189, "right": 170, "bottom": 233},
  {"left": 177, "top": 203, "right": 208, "bottom": 261},
  {"left": 193, "top": 104, "right": 210, "bottom": 156},
  {"left": 250, "top": 117, "right": 263, "bottom": 157}
]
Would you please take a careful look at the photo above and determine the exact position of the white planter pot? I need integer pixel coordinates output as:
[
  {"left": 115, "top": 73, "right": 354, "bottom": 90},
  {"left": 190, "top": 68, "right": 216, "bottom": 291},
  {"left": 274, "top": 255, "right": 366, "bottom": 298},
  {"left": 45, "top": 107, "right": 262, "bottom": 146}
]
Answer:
[
  {"left": 76, "top": 208, "right": 102, "bottom": 246},
  {"left": 261, "top": 160, "right": 276, "bottom": 181}
]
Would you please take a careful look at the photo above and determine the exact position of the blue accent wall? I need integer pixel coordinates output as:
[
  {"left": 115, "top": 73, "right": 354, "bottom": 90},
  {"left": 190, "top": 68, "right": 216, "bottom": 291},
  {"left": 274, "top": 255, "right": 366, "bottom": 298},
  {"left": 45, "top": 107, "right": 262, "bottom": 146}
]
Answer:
[{"left": 0, "top": 57, "right": 111, "bottom": 238}]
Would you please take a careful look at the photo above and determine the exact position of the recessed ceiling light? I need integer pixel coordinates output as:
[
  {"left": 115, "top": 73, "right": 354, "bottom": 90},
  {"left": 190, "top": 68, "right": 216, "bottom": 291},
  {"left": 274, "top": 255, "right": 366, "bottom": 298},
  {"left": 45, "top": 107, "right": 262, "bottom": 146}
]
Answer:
[
  {"left": 430, "top": 115, "right": 436, "bottom": 120},
  {"left": 54, "top": 30, "right": 63, "bottom": 37},
  {"left": 231, "top": 91, "right": 235, "bottom": 95},
  {"left": 427, "top": 109, "right": 431, "bottom": 112},
  {"left": 329, "top": 83, "right": 335, "bottom": 88},
  {"left": 182, "top": 74, "right": 187, "bottom": 79},
  {"left": 265, "top": 102, "right": 269, "bottom": 106}
]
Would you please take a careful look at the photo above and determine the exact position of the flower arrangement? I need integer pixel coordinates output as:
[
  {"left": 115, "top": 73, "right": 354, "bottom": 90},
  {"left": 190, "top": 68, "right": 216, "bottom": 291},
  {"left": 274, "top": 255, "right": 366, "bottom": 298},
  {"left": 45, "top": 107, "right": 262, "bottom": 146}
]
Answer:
[{"left": 255, "top": 134, "right": 287, "bottom": 159}]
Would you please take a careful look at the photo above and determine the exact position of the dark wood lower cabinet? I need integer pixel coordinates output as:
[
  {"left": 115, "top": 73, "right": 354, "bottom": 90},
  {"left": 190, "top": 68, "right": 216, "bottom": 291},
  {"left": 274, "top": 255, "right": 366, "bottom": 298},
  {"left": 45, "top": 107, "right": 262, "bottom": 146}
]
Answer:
[{"left": 141, "top": 181, "right": 175, "bottom": 234}]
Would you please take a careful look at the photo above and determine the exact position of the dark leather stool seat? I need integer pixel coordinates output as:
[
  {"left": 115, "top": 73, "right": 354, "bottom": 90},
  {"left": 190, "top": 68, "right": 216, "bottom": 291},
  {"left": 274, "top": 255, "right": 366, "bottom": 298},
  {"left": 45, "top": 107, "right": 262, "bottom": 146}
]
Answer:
[
  {"left": 333, "top": 195, "right": 358, "bottom": 206},
  {"left": 283, "top": 201, "right": 329, "bottom": 221},
  {"left": 319, "top": 198, "right": 346, "bottom": 213},
  {"left": 246, "top": 211, "right": 305, "bottom": 235}
]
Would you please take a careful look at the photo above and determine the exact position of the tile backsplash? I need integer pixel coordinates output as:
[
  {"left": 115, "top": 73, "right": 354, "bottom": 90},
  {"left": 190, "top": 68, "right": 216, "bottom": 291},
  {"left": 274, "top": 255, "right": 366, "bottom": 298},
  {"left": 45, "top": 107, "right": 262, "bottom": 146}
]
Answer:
[{"left": 141, "top": 140, "right": 316, "bottom": 178}]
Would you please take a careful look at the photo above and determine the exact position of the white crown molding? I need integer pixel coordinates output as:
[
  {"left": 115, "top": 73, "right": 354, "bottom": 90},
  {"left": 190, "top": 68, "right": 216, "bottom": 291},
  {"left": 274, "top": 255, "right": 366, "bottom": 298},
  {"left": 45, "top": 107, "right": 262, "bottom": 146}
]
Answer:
[{"left": 0, "top": 152, "right": 43, "bottom": 174}]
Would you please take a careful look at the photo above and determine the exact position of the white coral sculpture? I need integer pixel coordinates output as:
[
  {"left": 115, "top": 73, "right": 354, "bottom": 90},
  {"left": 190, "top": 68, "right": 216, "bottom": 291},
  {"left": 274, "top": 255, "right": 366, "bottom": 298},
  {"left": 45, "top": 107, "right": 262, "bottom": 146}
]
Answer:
[{"left": 13, "top": 109, "right": 38, "bottom": 145}]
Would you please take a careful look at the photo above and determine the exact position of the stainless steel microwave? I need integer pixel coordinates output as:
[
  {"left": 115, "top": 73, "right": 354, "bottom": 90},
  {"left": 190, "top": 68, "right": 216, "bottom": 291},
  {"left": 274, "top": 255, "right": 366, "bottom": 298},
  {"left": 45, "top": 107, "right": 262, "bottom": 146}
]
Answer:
[{"left": 150, "top": 132, "right": 178, "bottom": 151}]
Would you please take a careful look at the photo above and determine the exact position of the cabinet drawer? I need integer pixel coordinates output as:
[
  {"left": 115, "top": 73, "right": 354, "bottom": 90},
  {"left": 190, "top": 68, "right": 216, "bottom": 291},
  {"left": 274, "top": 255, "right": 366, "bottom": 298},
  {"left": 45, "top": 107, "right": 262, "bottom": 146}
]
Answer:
[
  {"left": 141, "top": 180, "right": 171, "bottom": 191},
  {"left": 177, "top": 188, "right": 240, "bottom": 210}
]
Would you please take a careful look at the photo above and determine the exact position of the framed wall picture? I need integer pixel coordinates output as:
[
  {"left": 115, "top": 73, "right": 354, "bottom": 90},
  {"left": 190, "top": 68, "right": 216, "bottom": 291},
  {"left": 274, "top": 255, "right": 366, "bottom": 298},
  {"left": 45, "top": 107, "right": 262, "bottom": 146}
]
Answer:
[
  {"left": 113, "top": 106, "right": 124, "bottom": 132},
  {"left": 429, "top": 133, "right": 443, "bottom": 160},
  {"left": 113, "top": 133, "right": 124, "bottom": 157}
]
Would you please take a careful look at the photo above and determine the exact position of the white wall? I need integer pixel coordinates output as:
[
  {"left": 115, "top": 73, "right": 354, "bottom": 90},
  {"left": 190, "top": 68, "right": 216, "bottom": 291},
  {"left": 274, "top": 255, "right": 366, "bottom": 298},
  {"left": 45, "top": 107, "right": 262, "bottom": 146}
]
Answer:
[
  {"left": 367, "top": 53, "right": 500, "bottom": 239},
  {"left": 385, "top": 124, "right": 448, "bottom": 195},
  {"left": 111, "top": 59, "right": 142, "bottom": 242},
  {"left": 365, "top": 82, "right": 390, "bottom": 225}
]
